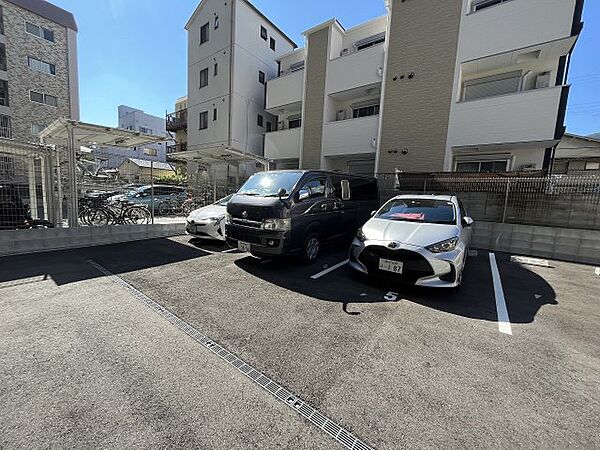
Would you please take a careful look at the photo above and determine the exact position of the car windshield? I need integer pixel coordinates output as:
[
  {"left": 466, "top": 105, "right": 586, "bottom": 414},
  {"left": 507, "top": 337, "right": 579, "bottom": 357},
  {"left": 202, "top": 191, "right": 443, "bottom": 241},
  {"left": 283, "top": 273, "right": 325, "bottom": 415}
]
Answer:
[
  {"left": 127, "top": 186, "right": 149, "bottom": 197},
  {"left": 237, "top": 172, "right": 303, "bottom": 197},
  {"left": 376, "top": 198, "right": 456, "bottom": 225},
  {"left": 216, "top": 194, "right": 234, "bottom": 206}
]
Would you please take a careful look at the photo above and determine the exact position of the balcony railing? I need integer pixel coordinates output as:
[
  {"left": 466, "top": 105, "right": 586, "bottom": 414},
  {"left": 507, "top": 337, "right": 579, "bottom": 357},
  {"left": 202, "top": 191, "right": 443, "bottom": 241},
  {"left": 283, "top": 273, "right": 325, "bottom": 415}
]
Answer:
[
  {"left": 166, "top": 109, "right": 187, "bottom": 132},
  {"left": 166, "top": 142, "right": 187, "bottom": 154}
]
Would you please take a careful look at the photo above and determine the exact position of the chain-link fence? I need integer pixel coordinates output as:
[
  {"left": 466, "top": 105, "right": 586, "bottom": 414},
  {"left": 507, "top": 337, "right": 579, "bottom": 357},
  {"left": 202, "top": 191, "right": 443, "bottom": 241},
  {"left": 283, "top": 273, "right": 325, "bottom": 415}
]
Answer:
[{"left": 385, "top": 172, "right": 600, "bottom": 230}]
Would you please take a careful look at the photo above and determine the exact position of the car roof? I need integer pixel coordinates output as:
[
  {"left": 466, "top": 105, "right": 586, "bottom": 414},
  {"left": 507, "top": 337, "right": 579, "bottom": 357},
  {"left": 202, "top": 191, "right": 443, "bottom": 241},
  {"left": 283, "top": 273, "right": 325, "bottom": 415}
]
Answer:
[{"left": 391, "top": 194, "right": 456, "bottom": 202}]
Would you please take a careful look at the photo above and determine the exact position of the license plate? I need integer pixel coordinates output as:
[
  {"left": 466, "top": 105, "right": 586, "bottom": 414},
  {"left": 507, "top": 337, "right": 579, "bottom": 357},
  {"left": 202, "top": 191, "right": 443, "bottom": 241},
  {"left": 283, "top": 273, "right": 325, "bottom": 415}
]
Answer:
[
  {"left": 379, "top": 258, "right": 403, "bottom": 274},
  {"left": 238, "top": 241, "right": 252, "bottom": 252}
]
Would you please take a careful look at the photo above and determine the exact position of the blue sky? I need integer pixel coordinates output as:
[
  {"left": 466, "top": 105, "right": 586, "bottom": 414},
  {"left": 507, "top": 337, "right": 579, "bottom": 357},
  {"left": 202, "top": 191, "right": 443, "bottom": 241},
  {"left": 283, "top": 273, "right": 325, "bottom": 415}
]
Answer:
[{"left": 51, "top": 0, "right": 598, "bottom": 135}]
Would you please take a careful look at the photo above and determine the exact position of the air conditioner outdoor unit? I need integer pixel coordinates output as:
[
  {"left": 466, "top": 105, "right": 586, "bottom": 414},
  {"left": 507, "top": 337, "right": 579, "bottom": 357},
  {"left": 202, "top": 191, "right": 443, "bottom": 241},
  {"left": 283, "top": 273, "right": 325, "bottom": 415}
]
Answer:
[{"left": 535, "top": 72, "right": 551, "bottom": 89}]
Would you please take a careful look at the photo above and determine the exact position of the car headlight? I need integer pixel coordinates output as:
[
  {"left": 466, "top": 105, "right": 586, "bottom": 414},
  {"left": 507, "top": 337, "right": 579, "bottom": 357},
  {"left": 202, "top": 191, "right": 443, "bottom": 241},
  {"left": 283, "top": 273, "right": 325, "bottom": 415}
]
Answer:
[
  {"left": 196, "top": 216, "right": 222, "bottom": 224},
  {"left": 262, "top": 218, "right": 291, "bottom": 231},
  {"left": 225, "top": 213, "right": 232, "bottom": 224},
  {"left": 426, "top": 237, "right": 459, "bottom": 253},
  {"left": 356, "top": 227, "right": 367, "bottom": 242}
]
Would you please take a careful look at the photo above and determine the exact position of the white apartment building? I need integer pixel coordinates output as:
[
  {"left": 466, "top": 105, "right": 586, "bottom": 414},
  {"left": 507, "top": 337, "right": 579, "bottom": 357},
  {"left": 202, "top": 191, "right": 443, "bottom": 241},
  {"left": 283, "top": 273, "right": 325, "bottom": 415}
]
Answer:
[
  {"left": 265, "top": 0, "right": 585, "bottom": 175},
  {"left": 172, "top": 0, "right": 296, "bottom": 180}
]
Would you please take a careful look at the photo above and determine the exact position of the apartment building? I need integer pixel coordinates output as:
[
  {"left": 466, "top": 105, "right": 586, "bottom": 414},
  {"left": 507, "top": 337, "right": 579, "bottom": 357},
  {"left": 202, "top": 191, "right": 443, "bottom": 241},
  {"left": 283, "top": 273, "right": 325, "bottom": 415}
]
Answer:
[
  {"left": 0, "top": 0, "right": 79, "bottom": 141},
  {"left": 166, "top": 95, "right": 188, "bottom": 154},
  {"left": 170, "top": 0, "right": 296, "bottom": 180},
  {"left": 265, "top": 0, "right": 584, "bottom": 175}
]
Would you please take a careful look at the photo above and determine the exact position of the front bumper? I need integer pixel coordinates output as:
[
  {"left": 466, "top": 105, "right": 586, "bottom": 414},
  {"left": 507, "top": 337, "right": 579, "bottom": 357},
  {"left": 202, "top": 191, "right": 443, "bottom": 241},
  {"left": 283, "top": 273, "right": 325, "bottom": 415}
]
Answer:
[
  {"left": 186, "top": 220, "right": 225, "bottom": 241},
  {"left": 348, "top": 238, "right": 466, "bottom": 287},
  {"left": 225, "top": 224, "right": 289, "bottom": 255}
]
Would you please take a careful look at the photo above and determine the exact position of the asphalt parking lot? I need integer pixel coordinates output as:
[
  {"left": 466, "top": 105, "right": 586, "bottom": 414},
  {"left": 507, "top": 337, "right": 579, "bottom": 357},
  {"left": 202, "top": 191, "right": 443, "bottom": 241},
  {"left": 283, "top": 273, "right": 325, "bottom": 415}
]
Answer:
[{"left": 1, "top": 235, "right": 599, "bottom": 449}]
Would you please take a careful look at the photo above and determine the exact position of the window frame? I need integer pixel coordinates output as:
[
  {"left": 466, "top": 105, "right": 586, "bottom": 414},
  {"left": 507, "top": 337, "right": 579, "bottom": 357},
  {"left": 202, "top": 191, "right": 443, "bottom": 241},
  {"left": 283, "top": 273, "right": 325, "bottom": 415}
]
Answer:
[
  {"left": 260, "top": 26, "right": 267, "bottom": 41},
  {"left": 455, "top": 159, "right": 510, "bottom": 173},
  {"left": 584, "top": 162, "right": 600, "bottom": 171},
  {"left": 25, "top": 21, "right": 54, "bottom": 42},
  {"left": 352, "top": 104, "right": 380, "bottom": 119},
  {"left": 27, "top": 56, "right": 56, "bottom": 75},
  {"left": 258, "top": 70, "right": 265, "bottom": 84},
  {"left": 200, "top": 22, "right": 210, "bottom": 45},
  {"left": 199, "top": 67, "right": 209, "bottom": 89},
  {"left": 199, "top": 111, "right": 209, "bottom": 130},
  {"left": 257, "top": 114, "right": 264, "bottom": 127},
  {"left": 214, "top": 62, "right": 218, "bottom": 76},
  {"left": 269, "top": 37, "right": 276, "bottom": 51},
  {"left": 214, "top": 15, "right": 219, "bottom": 29},
  {"left": 299, "top": 177, "right": 327, "bottom": 200},
  {"left": 213, "top": 108, "right": 218, "bottom": 121}
]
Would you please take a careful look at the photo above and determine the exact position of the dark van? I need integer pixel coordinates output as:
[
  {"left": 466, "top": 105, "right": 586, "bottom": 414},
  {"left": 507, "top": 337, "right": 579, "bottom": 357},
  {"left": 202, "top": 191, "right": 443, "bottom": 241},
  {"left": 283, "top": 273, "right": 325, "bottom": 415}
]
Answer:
[{"left": 225, "top": 170, "right": 378, "bottom": 262}]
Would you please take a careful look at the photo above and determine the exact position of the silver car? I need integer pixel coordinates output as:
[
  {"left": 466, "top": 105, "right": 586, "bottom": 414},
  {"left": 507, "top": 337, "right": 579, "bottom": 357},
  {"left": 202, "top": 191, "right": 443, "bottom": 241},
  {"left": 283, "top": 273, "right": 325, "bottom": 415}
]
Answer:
[
  {"left": 349, "top": 195, "right": 474, "bottom": 288},
  {"left": 186, "top": 194, "right": 233, "bottom": 241}
]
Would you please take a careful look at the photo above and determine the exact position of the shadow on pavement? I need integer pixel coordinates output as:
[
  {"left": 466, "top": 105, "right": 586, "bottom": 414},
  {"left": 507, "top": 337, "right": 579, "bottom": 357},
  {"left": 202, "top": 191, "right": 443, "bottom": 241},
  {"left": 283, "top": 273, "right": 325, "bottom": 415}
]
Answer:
[
  {"left": 235, "top": 251, "right": 557, "bottom": 324},
  {"left": 0, "top": 237, "right": 209, "bottom": 286}
]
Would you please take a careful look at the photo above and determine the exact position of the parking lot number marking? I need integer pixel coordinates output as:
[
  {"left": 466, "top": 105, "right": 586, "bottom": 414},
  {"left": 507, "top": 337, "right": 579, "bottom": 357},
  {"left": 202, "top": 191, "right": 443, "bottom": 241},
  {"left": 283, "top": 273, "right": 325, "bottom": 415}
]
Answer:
[
  {"left": 489, "top": 253, "right": 513, "bottom": 336},
  {"left": 310, "top": 260, "right": 349, "bottom": 279},
  {"left": 384, "top": 292, "right": 399, "bottom": 302}
]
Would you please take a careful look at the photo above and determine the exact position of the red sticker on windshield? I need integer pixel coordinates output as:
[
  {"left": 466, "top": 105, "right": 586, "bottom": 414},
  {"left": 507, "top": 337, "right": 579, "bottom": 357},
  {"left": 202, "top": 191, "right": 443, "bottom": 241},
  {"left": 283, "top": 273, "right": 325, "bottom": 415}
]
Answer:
[{"left": 391, "top": 213, "right": 425, "bottom": 220}]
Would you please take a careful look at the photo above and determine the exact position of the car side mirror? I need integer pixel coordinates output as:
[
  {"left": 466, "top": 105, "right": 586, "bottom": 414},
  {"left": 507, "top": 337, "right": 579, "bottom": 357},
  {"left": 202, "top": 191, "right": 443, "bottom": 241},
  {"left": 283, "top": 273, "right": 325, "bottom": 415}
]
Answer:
[
  {"left": 298, "top": 189, "right": 309, "bottom": 201},
  {"left": 277, "top": 188, "right": 287, "bottom": 198},
  {"left": 370, "top": 210, "right": 376, "bottom": 217},
  {"left": 462, "top": 216, "right": 474, "bottom": 227}
]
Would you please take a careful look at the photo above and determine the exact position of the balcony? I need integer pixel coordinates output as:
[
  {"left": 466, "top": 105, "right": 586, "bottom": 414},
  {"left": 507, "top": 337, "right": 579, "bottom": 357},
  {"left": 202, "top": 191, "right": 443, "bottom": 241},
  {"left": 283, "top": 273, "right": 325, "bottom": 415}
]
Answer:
[
  {"left": 322, "top": 115, "right": 379, "bottom": 158},
  {"left": 266, "top": 70, "right": 304, "bottom": 113},
  {"left": 264, "top": 127, "right": 301, "bottom": 161},
  {"left": 166, "top": 142, "right": 187, "bottom": 154},
  {"left": 461, "top": 0, "right": 578, "bottom": 61},
  {"left": 326, "top": 43, "right": 385, "bottom": 95},
  {"left": 166, "top": 109, "right": 187, "bottom": 132},
  {"left": 448, "top": 86, "right": 567, "bottom": 149}
]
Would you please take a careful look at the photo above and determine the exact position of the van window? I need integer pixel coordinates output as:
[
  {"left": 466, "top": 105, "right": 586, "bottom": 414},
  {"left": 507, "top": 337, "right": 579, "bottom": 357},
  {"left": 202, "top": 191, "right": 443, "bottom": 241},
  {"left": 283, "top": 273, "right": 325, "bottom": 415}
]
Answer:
[
  {"left": 350, "top": 178, "right": 378, "bottom": 201},
  {"left": 299, "top": 178, "right": 327, "bottom": 199}
]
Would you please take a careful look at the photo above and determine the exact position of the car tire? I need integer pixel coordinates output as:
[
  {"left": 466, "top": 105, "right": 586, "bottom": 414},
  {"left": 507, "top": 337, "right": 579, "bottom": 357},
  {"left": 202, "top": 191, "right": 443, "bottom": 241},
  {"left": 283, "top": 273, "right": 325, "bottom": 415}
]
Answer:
[{"left": 301, "top": 233, "right": 320, "bottom": 265}]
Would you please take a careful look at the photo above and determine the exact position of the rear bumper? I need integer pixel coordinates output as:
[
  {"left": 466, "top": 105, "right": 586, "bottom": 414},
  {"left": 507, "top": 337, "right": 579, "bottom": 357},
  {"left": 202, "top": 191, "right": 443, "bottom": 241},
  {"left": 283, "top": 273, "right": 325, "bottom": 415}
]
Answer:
[
  {"left": 348, "top": 238, "right": 465, "bottom": 288},
  {"left": 225, "top": 224, "right": 289, "bottom": 256}
]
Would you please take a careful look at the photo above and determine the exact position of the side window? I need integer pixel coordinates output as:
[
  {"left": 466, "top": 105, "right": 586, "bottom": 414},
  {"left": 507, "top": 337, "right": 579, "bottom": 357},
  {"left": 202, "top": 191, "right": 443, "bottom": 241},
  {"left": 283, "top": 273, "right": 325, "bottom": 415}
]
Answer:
[
  {"left": 300, "top": 178, "right": 326, "bottom": 199},
  {"left": 458, "top": 200, "right": 468, "bottom": 220},
  {"left": 351, "top": 178, "right": 378, "bottom": 201},
  {"left": 330, "top": 176, "right": 343, "bottom": 199}
]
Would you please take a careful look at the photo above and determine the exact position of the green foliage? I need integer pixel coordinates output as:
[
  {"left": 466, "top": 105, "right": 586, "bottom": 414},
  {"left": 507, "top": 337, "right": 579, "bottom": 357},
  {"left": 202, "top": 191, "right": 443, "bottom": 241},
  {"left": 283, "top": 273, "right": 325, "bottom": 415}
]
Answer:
[{"left": 154, "top": 173, "right": 187, "bottom": 185}]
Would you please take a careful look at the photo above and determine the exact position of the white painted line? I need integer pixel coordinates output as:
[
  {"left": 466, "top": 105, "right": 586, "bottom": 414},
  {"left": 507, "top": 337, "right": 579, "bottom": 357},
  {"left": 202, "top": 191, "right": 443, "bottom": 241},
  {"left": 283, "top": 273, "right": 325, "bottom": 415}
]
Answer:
[
  {"left": 195, "top": 248, "right": 215, "bottom": 254},
  {"left": 489, "top": 253, "right": 513, "bottom": 336},
  {"left": 222, "top": 248, "right": 239, "bottom": 254},
  {"left": 510, "top": 255, "right": 551, "bottom": 268},
  {"left": 595, "top": 267, "right": 600, "bottom": 277},
  {"left": 310, "top": 259, "right": 349, "bottom": 280}
]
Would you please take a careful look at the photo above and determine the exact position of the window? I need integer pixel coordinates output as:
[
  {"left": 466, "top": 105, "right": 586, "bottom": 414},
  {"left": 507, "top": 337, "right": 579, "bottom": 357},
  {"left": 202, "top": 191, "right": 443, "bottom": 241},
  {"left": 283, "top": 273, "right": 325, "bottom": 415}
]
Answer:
[
  {"left": 214, "top": 15, "right": 219, "bottom": 29},
  {"left": 257, "top": 114, "right": 263, "bottom": 127},
  {"left": 0, "top": 6, "right": 4, "bottom": 36},
  {"left": 0, "top": 114, "right": 11, "bottom": 138},
  {"left": 270, "top": 37, "right": 276, "bottom": 51},
  {"left": 200, "top": 22, "right": 210, "bottom": 44},
  {"left": 139, "top": 126, "right": 153, "bottom": 134},
  {"left": 0, "top": 44, "right": 5, "bottom": 71},
  {"left": 27, "top": 56, "right": 56, "bottom": 75},
  {"left": 213, "top": 108, "right": 217, "bottom": 121},
  {"left": 25, "top": 22, "right": 54, "bottom": 42},
  {"left": 31, "top": 123, "right": 46, "bottom": 135},
  {"left": 463, "top": 71, "right": 521, "bottom": 101},
  {"left": 214, "top": 62, "right": 218, "bottom": 76},
  {"left": 356, "top": 33, "right": 386, "bottom": 52},
  {"left": 349, "top": 178, "right": 378, "bottom": 201},
  {"left": 266, "top": 122, "right": 272, "bottom": 132},
  {"left": 471, "top": 0, "right": 505, "bottom": 13},
  {"left": 352, "top": 104, "right": 380, "bottom": 119},
  {"left": 289, "top": 118, "right": 301, "bottom": 129},
  {"left": 199, "top": 111, "right": 208, "bottom": 130},
  {"left": 455, "top": 160, "right": 509, "bottom": 173},
  {"left": 0, "top": 80, "right": 9, "bottom": 106},
  {"left": 199, "top": 67, "right": 209, "bottom": 88},
  {"left": 260, "top": 26, "right": 267, "bottom": 41},
  {"left": 585, "top": 162, "right": 600, "bottom": 171},
  {"left": 300, "top": 178, "right": 327, "bottom": 199},
  {"left": 289, "top": 61, "right": 305, "bottom": 73},
  {"left": 258, "top": 70, "right": 265, "bottom": 84},
  {"left": 30, "top": 90, "right": 56, "bottom": 107}
]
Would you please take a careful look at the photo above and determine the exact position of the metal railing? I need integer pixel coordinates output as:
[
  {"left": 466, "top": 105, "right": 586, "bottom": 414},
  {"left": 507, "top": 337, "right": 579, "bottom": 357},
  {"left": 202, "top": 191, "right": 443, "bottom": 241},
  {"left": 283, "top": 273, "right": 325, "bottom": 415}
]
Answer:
[
  {"left": 166, "top": 109, "right": 187, "bottom": 132},
  {"left": 382, "top": 172, "right": 600, "bottom": 230}
]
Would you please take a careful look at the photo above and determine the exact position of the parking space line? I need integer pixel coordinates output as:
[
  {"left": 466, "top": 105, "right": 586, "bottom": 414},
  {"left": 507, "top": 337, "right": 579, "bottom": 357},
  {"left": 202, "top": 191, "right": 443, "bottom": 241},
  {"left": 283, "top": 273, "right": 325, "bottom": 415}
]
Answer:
[
  {"left": 489, "top": 253, "right": 513, "bottom": 336},
  {"left": 310, "top": 260, "right": 349, "bottom": 280},
  {"left": 87, "top": 259, "right": 374, "bottom": 450},
  {"left": 222, "top": 248, "right": 239, "bottom": 254}
]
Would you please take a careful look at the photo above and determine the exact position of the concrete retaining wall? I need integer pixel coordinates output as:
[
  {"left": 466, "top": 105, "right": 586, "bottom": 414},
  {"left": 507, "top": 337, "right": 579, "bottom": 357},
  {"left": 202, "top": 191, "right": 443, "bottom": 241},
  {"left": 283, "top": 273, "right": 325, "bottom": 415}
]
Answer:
[
  {"left": 472, "top": 222, "right": 600, "bottom": 266},
  {"left": 0, "top": 224, "right": 185, "bottom": 257}
]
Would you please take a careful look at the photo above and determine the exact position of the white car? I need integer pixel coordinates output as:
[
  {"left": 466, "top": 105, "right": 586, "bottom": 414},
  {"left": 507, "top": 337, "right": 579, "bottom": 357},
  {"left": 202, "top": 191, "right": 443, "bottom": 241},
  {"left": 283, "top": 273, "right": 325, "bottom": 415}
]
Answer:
[
  {"left": 186, "top": 194, "right": 233, "bottom": 241},
  {"left": 349, "top": 195, "right": 474, "bottom": 288}
]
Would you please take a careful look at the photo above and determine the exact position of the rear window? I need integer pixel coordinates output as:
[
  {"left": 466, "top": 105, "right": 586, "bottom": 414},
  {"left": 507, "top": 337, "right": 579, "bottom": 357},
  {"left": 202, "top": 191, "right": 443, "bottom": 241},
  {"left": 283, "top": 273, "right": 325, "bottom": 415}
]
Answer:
[{"left": 376, "top": 198, "right": 456, "bottom": 225}]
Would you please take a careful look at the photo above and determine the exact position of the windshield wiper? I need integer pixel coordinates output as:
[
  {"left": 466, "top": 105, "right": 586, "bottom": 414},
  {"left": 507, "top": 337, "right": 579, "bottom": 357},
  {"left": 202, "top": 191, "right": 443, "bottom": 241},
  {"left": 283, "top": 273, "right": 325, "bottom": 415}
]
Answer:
[{"left": 238, "top": 192, "right": 259, "bottom": 196}]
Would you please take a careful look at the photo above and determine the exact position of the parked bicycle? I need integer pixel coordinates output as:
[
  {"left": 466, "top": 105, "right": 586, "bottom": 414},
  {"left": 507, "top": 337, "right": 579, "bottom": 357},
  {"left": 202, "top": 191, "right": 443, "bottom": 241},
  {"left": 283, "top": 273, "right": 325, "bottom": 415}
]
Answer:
[
  {"left": 157, "top": 193, "right": 197, "bottom": 216},
  {"left": 79, "top": 198, "right": 151, "bottom": 226}
]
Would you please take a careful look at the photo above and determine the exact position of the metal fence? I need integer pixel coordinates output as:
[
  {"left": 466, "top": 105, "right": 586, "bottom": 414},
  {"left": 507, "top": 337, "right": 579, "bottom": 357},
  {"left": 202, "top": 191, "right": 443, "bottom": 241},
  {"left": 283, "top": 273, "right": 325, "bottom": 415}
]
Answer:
[{"left": 386, "top": 172, "right": 600, "bottom": 230}]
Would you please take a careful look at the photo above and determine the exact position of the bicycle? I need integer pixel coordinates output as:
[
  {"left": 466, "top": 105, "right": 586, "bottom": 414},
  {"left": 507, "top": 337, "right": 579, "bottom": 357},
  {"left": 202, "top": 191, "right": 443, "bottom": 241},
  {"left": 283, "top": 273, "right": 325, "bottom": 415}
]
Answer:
[{"left": 79, "top": 199, "right": 151, "bottom": 226}]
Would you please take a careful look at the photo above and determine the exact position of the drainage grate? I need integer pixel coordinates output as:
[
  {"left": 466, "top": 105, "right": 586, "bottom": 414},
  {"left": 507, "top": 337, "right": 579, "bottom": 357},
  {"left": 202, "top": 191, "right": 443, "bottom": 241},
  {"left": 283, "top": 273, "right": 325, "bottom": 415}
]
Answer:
[{"left": 87, "top": 260, "right": 375, "bottom": 450}]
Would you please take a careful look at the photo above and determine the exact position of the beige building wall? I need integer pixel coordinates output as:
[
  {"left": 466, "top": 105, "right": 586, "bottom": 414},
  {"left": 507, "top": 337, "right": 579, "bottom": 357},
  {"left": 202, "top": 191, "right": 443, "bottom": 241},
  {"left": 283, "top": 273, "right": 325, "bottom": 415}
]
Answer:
[
  {"left": 300, "top": 27, "right": 329, "bottom": 169},
  {"left": 376, "top": 0, "right": 462, "bottom": 174}
]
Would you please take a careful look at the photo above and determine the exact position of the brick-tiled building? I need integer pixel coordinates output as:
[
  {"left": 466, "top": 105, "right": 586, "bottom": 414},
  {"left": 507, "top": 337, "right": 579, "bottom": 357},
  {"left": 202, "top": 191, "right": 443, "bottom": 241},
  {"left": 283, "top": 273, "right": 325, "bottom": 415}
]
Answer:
[{"left": 0, "top": 0, "right": 78, "bottom": 141}]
